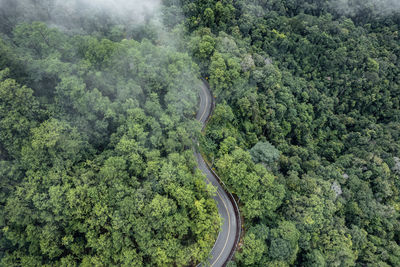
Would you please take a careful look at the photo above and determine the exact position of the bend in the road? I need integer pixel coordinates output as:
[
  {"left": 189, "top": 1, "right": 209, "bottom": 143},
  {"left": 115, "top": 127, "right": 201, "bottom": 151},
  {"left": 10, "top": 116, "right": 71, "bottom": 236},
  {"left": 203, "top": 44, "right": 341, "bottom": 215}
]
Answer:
[{"left": 195, "top": 80, "right": 241, "bottom": 267}]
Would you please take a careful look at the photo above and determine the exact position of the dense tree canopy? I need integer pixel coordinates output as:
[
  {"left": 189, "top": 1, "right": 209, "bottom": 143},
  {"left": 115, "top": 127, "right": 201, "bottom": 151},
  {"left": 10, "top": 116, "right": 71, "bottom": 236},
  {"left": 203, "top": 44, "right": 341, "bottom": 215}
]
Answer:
[
  {"left": 171, "top": 0, "right": 400, "bottom": 266},
  {"left": 0, "top": 9, "right": 220, "bottom": 265},
  {"left": 1, "top": 0, "right": 400, "bottom": 266}
]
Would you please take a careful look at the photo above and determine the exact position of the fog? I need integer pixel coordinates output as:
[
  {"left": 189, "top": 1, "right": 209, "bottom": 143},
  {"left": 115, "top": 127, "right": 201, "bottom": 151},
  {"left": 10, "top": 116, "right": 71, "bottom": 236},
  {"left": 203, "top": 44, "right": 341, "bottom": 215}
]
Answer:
[
  {"left": 0, "top": 0, "right": 163, "bottom": 35},
  {"left": 0, "top": 0, "right": 161, "bottom": 20},
  {"left": 57, "top": 0, "right": 162, "bottom": 23},
  {"left": 330, "top": 0, "right": 400, "bottom": 16}
]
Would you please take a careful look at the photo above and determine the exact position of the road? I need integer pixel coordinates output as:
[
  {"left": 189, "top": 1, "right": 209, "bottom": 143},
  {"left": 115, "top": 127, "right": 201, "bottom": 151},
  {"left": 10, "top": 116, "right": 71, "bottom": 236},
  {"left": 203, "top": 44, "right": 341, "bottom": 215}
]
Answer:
[{"left": 195, "top": 80, "right": 240, "bottom": 267}]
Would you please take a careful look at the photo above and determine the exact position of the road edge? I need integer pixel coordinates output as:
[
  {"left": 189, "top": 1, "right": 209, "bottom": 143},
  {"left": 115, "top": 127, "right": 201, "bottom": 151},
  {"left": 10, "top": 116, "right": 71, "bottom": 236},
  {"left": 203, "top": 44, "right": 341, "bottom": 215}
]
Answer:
[{"left": 199, "top": 78, "right": 242, "bottom": 266}]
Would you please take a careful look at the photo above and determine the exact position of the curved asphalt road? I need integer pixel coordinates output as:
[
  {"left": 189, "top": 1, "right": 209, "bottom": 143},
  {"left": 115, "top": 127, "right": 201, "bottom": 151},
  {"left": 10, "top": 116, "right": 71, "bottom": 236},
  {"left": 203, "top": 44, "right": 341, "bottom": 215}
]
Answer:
[{"left": 195, "top": 81, "right": 239, "bottom": 267}]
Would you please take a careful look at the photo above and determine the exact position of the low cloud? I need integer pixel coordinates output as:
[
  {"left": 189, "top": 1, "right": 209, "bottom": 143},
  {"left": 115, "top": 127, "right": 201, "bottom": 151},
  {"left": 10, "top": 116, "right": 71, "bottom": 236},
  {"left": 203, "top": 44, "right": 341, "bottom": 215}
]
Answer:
[
  {"left": 330, "top": 0, "right": 400, "bottom": 17},
  {"left": 60, "top": 0, "right": 162, "bottom": 23},
  {"left": 0, "top": 0, "right": 162, "bottom": 34}
]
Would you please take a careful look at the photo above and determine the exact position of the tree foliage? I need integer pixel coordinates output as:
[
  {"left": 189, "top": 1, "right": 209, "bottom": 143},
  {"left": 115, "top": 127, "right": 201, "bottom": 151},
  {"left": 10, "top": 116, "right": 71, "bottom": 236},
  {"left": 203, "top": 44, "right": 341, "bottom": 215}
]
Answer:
[
  {"left": 178, "top": 0, "right": 400, "bottom": 265},
  {"left": 0, "top": 19, "right": 219, "bottom": 266}
]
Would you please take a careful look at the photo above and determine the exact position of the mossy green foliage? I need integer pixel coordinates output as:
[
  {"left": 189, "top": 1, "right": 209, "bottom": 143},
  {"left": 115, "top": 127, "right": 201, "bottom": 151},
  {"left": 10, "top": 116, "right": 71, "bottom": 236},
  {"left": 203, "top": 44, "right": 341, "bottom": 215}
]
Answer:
[
  {"left": 0, "top": 20, "right": 219, "bottom": 266},
  {"left": 176, "top": 0, "right": 400, "bottom": 266}
]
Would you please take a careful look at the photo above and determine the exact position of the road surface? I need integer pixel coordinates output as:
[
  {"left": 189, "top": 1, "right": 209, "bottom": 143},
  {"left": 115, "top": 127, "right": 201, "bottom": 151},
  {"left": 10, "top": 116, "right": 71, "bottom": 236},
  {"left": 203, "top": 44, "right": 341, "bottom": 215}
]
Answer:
[{"left": 195, "top": 80, "right": 240, "bottom": 267}]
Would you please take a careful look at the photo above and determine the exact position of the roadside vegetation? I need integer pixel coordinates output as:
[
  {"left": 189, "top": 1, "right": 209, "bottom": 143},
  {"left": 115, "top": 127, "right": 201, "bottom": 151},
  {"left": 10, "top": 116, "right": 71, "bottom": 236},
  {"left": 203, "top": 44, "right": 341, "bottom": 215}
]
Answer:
[
  {"left": 0, "top": 0, "right": 399, "bottom": 266},
  {"left": 0, "top": 7, "right": 219, "bottom": 266},
  {"left": 174, "top": 0, "right": 400, "bottom": 266}
]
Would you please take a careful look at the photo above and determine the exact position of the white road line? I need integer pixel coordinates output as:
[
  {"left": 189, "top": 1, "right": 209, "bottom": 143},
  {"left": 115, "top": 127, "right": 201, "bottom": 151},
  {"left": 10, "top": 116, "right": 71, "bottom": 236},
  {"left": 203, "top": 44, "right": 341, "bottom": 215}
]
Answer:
[
  {"left": 197, "top": 83, "right": 232, "bottom": 267},
  {"left": 198, "top": 84, "right": 208, "bottom": 122}
]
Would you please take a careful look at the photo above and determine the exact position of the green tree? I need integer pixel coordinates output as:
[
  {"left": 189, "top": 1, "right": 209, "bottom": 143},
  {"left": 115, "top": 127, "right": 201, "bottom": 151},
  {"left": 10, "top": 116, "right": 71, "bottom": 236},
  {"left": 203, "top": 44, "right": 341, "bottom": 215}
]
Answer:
[
  {"left": 268, "top": 221, "right": 300, "bottom": 265},
  {"left": 0, "top": 73, "right": 42, "bottom": 158},
  {"left": 249, "top": 141, "right": 281, "bottom": 166}
]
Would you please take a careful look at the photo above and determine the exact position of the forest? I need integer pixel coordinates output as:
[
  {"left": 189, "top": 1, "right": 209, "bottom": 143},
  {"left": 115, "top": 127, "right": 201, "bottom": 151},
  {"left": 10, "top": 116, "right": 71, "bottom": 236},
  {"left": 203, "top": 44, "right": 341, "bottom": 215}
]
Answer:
[{"left": 1, "top": 0, "right": 400, "bottom": 266}]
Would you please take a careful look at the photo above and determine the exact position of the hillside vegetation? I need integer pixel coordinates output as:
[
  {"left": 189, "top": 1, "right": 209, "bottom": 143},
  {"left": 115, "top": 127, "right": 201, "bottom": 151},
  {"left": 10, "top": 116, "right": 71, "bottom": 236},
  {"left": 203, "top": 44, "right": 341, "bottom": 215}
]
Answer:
[
  {"left": 173, "top": 0, "right": 400, "bottom": 266},
  {"left": 0, "top": 0, "right": 400, "bottom": 266},
  {"left": 0, "top": 8, "right": 219, "bottom": 266}
]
